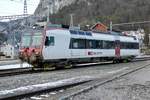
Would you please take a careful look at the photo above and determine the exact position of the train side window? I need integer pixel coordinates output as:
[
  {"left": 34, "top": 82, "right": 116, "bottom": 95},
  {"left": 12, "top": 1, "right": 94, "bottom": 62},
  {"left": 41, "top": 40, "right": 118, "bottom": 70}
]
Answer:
[
  {"left": 121, "top": 42, "right": 139, "bottom": 49},
  {"left": 87, "top": 40, "right": 96, "bottom": 49},
  {"left": 45, "top": 36, "right": 55, "bottom": 46},
  {"left": 103, "top": 41, "right": 108, "bottom": 49},
  {"left": 103, "top": 41, "right": 114, "bottom": 49},
  {"left": 70, "top": 38, "right": 86, "bottom": 49},
  {"left": 108, "top": 41, "right": 115, "bottom": 49}
]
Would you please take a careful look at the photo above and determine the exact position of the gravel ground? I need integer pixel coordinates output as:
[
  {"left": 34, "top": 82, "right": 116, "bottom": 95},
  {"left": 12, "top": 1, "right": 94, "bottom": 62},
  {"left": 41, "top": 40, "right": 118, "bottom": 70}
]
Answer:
[
  {"left": 0, "top": 61, "right": 149, "bottom": 93},
  {"left": 72, "top": 61, "right": 150, "bottom": 100}
]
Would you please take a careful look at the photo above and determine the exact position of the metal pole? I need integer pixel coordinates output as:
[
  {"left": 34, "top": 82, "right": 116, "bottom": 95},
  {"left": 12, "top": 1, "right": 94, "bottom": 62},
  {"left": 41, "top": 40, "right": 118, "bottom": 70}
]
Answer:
[
  {"left": 110, "top": 21, "right": 112, "bottom": 31},
  {"left": 8, "top": 19, "right": 11, "bottom": 44},
  {"left": 149, "top": 34, "right": 150, "bottom": 46},
  {"left": 47, "top": 5, "right": 50, "bottom": 23}
]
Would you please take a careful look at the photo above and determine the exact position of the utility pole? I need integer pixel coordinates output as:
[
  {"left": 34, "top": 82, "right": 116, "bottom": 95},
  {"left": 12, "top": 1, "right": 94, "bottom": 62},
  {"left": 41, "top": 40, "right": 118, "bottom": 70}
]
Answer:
[
  {"left": 23, "top": 0, "right": 28, "bottom": 27},
  {"left": 47, "top": 5, "right": 50, "bottom": 23},
  {"left": 47, "top": 1, "right": 53, "bottom": 23},
  {"left": 23, "top": 0, "right": 28, "bottom": 15}
]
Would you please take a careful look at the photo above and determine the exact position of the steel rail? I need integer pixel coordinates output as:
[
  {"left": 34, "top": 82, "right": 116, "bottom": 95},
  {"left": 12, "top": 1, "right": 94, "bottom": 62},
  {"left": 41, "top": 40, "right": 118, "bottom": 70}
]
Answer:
[
  {"left": 0, "top": 57, "right": 149, "bottom": 77},
  {"left": 0, "top": 57, "right": 149, "bottom": 99},
  {"left": 61, "top": 60, "right": 150, "bottom": 100}
]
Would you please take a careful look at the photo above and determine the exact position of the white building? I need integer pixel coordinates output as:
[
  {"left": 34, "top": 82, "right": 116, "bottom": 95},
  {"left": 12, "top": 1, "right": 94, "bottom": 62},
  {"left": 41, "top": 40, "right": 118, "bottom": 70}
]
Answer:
[
  {"left": 0, "top": 44, "right": 17, "bottom": 59},
  {"left": 122, "top": 29, "right": 145, "bottom": 48}
]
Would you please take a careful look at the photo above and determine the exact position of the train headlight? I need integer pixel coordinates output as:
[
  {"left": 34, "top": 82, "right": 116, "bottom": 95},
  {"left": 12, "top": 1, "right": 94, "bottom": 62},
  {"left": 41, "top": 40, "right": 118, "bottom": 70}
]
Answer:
[{"left": 35, "top": 51, "right": 39, "bottom": 55}]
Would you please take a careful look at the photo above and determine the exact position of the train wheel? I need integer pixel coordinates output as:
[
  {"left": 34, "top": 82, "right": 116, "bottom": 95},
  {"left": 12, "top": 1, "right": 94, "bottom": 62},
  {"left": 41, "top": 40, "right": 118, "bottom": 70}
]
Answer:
[
  {"left": 43, "top": 63, "right": 56, "bottom": 71},
  {"left": 64, "top": 61, "right": 73, "bottom": 69},
  {"left": 113, "top": 60, "right": 118, "bottom": 64},
  {"left": 32, "top": 63, "right": 42, "bottom": 71},
  {"left": 122, "top": 59, "right": 128, "bottom": 63},
  {"left": 113, "top": 59, "right": 120, "bottom": 64},
  {"left": 119, "top": 59, "right": 124, "bottom": 63}
]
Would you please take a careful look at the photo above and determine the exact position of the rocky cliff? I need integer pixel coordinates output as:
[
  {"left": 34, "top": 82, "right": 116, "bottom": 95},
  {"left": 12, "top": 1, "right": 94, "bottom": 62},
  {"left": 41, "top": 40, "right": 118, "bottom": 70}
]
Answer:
[{"left": 34, "top": 0, "right": 76, "bottom": 16}]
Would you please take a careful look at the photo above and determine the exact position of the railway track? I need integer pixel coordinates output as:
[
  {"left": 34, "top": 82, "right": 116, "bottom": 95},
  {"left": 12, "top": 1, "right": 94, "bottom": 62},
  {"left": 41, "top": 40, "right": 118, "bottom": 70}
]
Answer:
[
  {"left": 60, "top": 62, "right": 150, "bottom": 100},
  {"left": 0, "top": 57, "right": 149, "bottom": 77},
  {"left": 0, "top": 57, "right": 150, "bottom": 100},
  {"left": 0, "top": 67, "right": 33, "bottom": 77},
  {"left": 0, "top": 62, "right": 112, "bottom": 77}
]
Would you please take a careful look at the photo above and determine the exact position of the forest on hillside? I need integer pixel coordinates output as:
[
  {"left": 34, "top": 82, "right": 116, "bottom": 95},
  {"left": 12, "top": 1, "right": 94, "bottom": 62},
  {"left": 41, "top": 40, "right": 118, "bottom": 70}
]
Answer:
[
  {"left": 50, "top": 0, "right": 149, "bottom": 27},
  {"left": 45, "top": 0, "right": 150, "bottom": 45}
]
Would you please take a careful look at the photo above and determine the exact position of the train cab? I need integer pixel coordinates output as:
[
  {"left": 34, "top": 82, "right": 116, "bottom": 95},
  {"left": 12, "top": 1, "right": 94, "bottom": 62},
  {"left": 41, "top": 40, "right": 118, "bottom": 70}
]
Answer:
[{"left": 19, "top": 30, "right": 44, "bottom": 63}]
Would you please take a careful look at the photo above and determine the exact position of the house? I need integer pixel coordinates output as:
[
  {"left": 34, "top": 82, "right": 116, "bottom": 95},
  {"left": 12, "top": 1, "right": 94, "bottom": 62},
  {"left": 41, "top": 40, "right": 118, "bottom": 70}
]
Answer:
[
  {"left": 91, "top": 22, "right": 108, "bottom": 32},
  {"left": 0, "top": 43, "right": 18, "bottom": 59}
]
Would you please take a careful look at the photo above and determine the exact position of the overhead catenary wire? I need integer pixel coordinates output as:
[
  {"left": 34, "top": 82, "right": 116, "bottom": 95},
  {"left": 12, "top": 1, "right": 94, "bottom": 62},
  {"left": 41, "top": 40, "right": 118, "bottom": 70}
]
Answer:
[
  {"left": 112, "top": 21, "right": 150, "bottom": 26},
  {"left": 110, "top": 20, "right": 150, "bottom": 31}
]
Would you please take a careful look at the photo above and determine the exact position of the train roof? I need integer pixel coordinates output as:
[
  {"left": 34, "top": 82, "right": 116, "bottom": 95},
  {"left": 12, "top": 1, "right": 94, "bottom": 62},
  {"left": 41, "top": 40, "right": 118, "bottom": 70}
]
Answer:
[
  {"left": 45, "top": 24, "right": 135, "bottom": 38},
  {"left": 69, "top": 29, "right": 136, "bottom": 39}
]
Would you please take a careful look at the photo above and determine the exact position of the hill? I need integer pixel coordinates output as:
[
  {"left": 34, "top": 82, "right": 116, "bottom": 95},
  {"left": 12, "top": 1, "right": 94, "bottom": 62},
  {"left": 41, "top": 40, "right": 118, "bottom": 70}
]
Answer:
[
  {"left": 35, "top": 0, "right": 150, "bottom": 26},
  {"left": 35, "top": 0, "right": 150, "bottom": 45}
]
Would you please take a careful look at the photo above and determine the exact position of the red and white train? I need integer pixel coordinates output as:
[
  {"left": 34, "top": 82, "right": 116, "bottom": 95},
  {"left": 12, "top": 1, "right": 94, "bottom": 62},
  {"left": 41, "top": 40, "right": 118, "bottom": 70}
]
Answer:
[{"left": 19, "top": 24, "right": 140, "bottom": 69}]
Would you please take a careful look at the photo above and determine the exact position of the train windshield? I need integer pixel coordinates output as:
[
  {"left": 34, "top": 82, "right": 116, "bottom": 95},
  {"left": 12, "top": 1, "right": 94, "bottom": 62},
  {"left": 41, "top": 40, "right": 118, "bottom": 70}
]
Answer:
[
  {"left": 22, "top": 34, "right": 31, "bottom": 48},
  {"left": 32, "top": 32, "right": 43, "bottom": 47},
  {"left": 21, "top": 32, "right": 43, "bottom": 48}
]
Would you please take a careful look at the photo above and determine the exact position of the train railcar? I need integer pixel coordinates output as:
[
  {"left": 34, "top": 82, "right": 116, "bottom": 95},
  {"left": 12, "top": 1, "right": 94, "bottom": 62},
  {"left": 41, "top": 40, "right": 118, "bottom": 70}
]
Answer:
[{"left": 19, "top": 24, "right": 140, "bottom": 69}]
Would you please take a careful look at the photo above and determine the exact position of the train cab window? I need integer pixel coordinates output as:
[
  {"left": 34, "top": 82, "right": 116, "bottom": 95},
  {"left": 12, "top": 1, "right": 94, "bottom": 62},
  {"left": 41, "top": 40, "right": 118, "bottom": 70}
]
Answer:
[{"left": 45, "top": 36, "right": 55, "bottom": 46}]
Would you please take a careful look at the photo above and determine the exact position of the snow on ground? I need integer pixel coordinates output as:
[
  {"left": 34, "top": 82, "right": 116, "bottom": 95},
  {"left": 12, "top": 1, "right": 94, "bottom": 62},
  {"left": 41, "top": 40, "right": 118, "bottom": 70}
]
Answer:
[
  {"left": 107, "top": 67, "right": 129, "bottom": 74},
  {"left": 136, "top": 53, "right": 150, "bottom": 58},
  {"left": 72, "top": 64, "right": 150, "bottom": 100},
  {"left": 0, "top": 63, "right": 32, "bottom": 70},
  {"left": 0, "top": 76, "right": 93, "bottom": 99}
]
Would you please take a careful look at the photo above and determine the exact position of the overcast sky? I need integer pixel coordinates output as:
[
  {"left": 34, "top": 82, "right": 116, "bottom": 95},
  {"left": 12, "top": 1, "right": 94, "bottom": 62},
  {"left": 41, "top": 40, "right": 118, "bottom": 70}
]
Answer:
[{"left": 0, "top": 0, "right": 40, "bottom": 16}]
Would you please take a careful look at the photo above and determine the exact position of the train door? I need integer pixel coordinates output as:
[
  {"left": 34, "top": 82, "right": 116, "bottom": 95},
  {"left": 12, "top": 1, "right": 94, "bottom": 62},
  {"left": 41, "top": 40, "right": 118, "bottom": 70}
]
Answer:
[{"left": 115, "top": 40, "right": 120, "bottom": 58}]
